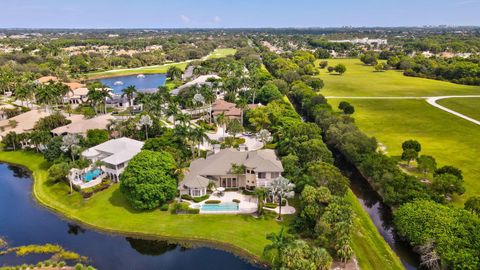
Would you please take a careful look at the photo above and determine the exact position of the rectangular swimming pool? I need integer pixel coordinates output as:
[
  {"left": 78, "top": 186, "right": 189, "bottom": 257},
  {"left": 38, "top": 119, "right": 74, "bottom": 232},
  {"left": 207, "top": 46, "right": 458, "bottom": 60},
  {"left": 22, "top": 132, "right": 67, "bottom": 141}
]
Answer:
[
  {"left": 83, "top": 169, "right": 102, "bottom": 182},
  {"left": 201, "top": 202, "right": 239, "bottom": 212}
]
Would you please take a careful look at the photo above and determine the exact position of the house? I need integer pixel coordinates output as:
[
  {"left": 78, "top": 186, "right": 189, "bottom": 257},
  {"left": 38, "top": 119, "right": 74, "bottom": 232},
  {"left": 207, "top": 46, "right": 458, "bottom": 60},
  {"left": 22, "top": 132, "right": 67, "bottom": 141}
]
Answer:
[
  {"left": 81, "top": 137, "right": 144, "bottom": 181},
  {"left": 64, "top": 87, "right": 89, "bottom": 105},
  {"left": 179, "top": 148, "right": 284, "bottom": 197},
  {"left": 51, "top": 114, "right": 114, "bottom": 136},
  {"left": 171, "top": 74, "right": 221, "bottom": 95},
  {"left": 35, "top": 76, "right": 59, "bottom": 84},
  {"left": 211, "top": 99, "right": 258, "bottom": 120}
]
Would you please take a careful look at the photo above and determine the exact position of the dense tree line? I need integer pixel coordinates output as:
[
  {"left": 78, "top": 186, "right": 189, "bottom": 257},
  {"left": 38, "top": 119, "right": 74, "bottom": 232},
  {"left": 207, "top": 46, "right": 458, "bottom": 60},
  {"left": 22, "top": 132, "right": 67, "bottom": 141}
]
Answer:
[{"left": 261, "top": 50, "right": 480, "bottom": 270}]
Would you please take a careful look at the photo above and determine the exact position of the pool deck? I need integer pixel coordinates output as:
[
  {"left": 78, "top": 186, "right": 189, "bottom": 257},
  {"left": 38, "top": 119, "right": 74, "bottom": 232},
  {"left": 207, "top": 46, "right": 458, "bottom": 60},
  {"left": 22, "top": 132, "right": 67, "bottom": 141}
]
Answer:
[{"left": 190, "top": 191, "right": 258, "bottom": 214}]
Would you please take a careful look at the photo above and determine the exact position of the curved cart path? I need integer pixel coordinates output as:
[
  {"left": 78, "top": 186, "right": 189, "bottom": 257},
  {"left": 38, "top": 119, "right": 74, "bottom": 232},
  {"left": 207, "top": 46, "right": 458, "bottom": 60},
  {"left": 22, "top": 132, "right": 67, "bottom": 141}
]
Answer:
[{"left": 326, "top": 95, "right": 480, "bottom": 126}]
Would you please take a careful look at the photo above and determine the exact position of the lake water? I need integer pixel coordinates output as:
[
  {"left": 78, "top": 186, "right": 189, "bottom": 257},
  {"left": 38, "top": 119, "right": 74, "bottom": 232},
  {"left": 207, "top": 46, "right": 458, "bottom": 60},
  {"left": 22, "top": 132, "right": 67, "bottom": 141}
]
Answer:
[
  {"left": 0, "top": 163, "right": 262, "bottom": 270},
  {"left": 99, "top": 74, "right": 167, "bottom": 94}
]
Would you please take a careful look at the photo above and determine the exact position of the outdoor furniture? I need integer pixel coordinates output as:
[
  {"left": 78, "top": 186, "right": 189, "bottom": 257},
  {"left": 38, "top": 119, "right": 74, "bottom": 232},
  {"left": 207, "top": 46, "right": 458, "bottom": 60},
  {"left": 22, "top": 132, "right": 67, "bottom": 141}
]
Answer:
[{"left": 217, "top": 187, "right": 225, "bottom": 196}]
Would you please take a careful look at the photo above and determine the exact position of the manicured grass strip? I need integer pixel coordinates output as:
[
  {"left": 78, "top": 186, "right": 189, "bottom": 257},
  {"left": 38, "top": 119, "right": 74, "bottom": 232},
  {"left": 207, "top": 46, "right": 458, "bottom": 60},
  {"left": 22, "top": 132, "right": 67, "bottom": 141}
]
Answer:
[
  {"left": 317, "top": 58, "right": 480, "bottom": 97},
  {"left": 206, "top": 48, "right": 237, "bottom": 59},
  {"left": 0, "top": 151, "right": 282, "bottom": 261},
  {"left": 329, "top": 99, "right": 480, "bottom": 205},
  {"left": 347, "top": 190, "right": 404, "bottom": 270},
  {"left": 437, "top": 97, "right": 480, "bottom": 122}
]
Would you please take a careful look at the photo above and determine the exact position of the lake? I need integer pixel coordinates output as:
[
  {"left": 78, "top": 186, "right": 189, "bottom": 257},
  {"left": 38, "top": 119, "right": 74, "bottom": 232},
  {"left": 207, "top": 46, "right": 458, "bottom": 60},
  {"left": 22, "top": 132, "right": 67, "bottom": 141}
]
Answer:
[
  {"left": 99, "top": 74, "right": 167, "bottom": 94},
  {"left": 0, "top": 163, "right": 262, "bottom": 270}
]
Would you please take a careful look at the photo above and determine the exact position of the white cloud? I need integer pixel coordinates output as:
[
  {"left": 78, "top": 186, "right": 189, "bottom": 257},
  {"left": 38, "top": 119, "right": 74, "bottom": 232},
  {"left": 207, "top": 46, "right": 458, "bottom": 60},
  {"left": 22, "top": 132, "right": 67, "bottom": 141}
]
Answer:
[
  {"left": 180, "top": 15, "right": 190, "bottom": 24},
  {"left": 213, "top": 16, "right": 221, "bottom": 24}
]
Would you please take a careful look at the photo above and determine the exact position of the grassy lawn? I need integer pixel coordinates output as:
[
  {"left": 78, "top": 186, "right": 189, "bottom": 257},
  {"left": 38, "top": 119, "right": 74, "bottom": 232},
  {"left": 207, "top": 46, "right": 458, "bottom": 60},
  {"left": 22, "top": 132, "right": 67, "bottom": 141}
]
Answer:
[
  {"left": 437, "top": 97, "right": 480, "bottom": 121},
  {"left": 0, "top": 151, "right": 405, "bottom": 269},
  {"left": 206, "top": 48, "right": 237, "bottom": 59},
  {"left": 347, "top": 191, "right": 404, "bottom": 270},
  {"left": 329, "top": 99, "right": 480, "bottom": 205},
  {"left": 0, "top": 151, "right": 283, "bottom": 262},
  {"left": 317, "top": 58, "right": 480, "bottom": 97}
]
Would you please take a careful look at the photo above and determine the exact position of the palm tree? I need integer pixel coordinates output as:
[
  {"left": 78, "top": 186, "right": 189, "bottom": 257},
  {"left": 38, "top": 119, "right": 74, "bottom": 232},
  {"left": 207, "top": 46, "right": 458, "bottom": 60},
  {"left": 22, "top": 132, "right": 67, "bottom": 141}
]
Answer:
[
  {"left": 35, "top": 84, "right": 55, "bottom": 112},
  {"left": 167, "top": 66, "right": 183, "bottom": 80},
  {"left": 106, "top": 118, "right": 123, "bottom": 138},
  {"left": 137, "top": 114, "right": 153, "bottom": 140},
  {"left": 121, "top": 85, "right": 137, "bottom": 107},
  {"left": 192, "top": 93, "right": 205, "bottom": 117},
  {"left": 61, "top": 134, "right": 80, "bottom": 161},
  {"left": 215, "top": 112, "right": 228, "bottom": 141},
  {"left": 15, "top": 83, "right": 35, "bottom": 107},
  {"left": 28, "top": 130, "right": 51, "bottom": 152},
  {"left": 254, "top": 188, "right": 267, "bottom": 216},
  {"left": 257, "top": 129, "right": 272, "bottom": 147},
  {"left": 87, "top": 82, "right": 111, "bottom": 115},
  {"left": 166, "top": 102, "right": 180, "bottom": 127},
  {"left": 235, "top": 98, "right": 248, "bottom": 126},
  {"left": 176, "top": 113, "right": 191, "bottom": 127},
  {"left": 191, "top": 127, "right": 210, "bottom": 157},
  {"left": 230, "top": 163, "right": 246, "bottom": 189},
  {"left": 263, "top": 227, "right": 293, "bottom": 267},
  {"left": 269, "top": 176, "right": 295, "bottom": 221},
  {"left": 226, "top": 118, "right": 243, "bottom": 138}
]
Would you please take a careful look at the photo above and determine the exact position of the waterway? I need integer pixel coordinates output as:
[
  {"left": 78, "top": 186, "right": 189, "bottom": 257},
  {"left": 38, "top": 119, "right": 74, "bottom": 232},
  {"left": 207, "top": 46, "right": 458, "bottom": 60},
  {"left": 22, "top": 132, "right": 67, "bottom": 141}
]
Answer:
[{"left": 0, "top": 163, "right": 261, "bottom": 270}]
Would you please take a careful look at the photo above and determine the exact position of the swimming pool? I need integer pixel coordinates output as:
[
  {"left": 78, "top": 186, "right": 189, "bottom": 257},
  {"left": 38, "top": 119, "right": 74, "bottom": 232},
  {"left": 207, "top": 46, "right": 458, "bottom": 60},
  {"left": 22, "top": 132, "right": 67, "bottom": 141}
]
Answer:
[
  {"left": 201, "top": 202, "right": 239, "bottom": 212},
  {"left": 83, "top": 169, "right": 102, "bottom": 182}
]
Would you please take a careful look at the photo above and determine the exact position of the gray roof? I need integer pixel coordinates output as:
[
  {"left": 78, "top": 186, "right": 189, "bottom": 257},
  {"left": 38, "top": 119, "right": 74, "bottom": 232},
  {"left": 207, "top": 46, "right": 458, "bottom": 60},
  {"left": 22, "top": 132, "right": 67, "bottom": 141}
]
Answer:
[
  {"left": 171, "top": 74, "right": 220, "bottom": 95},
  {"left": 182, "top": 148, "right": 283, "bottom": 187},
  {"left": 180, "top": 175, "right": 210, "bottom": 189},
  {"left": 82, "top": 137, "right": 144, "bottom": 166}
]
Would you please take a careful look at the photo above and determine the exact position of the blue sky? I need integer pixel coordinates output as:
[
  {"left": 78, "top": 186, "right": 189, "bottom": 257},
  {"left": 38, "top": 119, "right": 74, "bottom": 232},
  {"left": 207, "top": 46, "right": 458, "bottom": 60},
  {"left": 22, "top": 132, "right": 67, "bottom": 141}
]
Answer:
[{"left": 1, "top": 0, "right": 479, "bottom": 28}]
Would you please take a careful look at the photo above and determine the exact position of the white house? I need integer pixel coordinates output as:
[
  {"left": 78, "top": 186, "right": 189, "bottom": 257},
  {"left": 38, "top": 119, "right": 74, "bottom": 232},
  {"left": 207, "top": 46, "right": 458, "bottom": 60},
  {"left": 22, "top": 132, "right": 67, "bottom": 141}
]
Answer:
[
  {"left": 81, "top": 137, "right": 144, "bottom": 181},
  {"left": 179, "top": 148, "right": 284, "bottom": 197}
]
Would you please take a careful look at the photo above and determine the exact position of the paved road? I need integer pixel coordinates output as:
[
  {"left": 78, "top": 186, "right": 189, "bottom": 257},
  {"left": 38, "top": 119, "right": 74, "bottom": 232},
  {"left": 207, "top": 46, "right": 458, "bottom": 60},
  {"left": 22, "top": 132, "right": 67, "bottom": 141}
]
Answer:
[{"left": 326, "top": 95, "right": 480, "bottom": 126}]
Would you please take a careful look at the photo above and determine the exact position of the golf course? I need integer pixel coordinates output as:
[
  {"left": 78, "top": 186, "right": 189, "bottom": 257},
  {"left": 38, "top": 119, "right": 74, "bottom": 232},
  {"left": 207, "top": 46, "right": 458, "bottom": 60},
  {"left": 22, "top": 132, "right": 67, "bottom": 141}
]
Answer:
[{"left": 319, "top": 59, "right": 480, "bottom": 204}]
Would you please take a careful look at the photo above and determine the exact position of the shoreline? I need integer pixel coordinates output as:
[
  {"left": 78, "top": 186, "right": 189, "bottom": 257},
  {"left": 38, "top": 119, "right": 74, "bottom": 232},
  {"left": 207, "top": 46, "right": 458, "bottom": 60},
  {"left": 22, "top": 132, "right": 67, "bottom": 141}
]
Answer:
[{"left": 0, "top": 151, "right": 270, "bottom": 268}]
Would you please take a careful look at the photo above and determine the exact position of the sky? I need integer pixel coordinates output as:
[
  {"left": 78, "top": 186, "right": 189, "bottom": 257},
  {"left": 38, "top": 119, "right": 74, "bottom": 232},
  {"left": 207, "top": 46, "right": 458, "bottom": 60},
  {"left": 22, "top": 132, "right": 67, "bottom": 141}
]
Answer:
[{"left": 0, "top": 0, "right": 479, "bottom": 28}]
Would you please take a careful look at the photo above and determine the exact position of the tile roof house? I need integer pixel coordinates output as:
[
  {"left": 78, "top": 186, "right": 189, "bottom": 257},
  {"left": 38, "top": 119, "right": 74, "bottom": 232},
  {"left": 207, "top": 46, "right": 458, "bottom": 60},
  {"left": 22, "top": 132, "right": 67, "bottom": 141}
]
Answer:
[
  {"left": 82, "top": 137, "right": 144, "bottom": 181},
  {"left": 211, "top": 99, "right": 258, "bottom": 119},
  {"left": 179, "top": 148, "right": 283, "bottom": 197}
]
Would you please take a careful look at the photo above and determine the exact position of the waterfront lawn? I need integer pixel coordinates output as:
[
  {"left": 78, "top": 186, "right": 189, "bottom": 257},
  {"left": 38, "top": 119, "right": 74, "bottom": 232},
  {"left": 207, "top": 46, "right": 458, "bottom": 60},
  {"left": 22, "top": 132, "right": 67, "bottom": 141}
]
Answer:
[
  {"left": 317, "top": 59, "right": 480, "bottom": 97},
  {"left": 0, "top": 151, "right": 284, "bottom": 261},
  {"left": 437, "top": 97, "right": 480, "bottom": 121},
  {"left": 347, "top": 191, "right": 404, "bottom": 270},
  {"left": 329, "top": 99, "right": 480, "bottom": 205}
]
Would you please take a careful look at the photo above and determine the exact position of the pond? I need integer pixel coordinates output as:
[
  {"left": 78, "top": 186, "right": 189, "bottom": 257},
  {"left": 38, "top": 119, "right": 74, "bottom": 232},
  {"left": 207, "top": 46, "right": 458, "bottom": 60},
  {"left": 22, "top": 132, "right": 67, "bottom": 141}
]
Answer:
[
  {"left": 0, "top": 163, "right": 262, "bottom": 270},
  {"left": 99, "top": 74, "right": 167, "bottom": 94}
]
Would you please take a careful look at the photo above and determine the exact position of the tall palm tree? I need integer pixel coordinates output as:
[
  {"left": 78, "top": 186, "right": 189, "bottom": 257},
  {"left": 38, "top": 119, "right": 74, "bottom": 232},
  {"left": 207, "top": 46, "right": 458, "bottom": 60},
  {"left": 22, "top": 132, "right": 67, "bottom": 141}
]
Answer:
[
  {"left": 28, "top": 130, "right": 51, "bottom": 152},
  {"left": 215, "top": 112, "right": 228, "bottom": 141},
  {"left": 136, "top": 114, "right": 153, "bottom": 140},
  {"left": 191, "top": 127, "right": 210, "bottom": 157},
  {"left": 263, "top": 227, "right": 293, "bottom": 267},
  {"left": 166, "top": 102, "right": 180, "bottom": 127},
  {"left": 176, "top": 113, "right": 191, "bottom": 127},
  {"left": 87, "top": 82, "right": 111, "bottom": 115},
  {"left": 121, "top": 85, "right": 137, "bottom": 107},
  {"left": 235, "top": 97, "right": 248, "bottom": 126},
  {"left": 35, "top": 84, "right": 55, "bottom": 112}
]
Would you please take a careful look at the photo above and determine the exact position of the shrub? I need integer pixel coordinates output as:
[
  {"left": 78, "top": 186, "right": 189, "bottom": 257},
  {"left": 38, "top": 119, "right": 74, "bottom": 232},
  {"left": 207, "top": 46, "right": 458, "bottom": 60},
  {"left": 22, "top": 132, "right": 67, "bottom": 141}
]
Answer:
[
  {"left": 193, "top": 194, "right": 209, "bottom": 203},
  {"left": 242, "top": 189, "right": 255, "bottom": 196},
  {"left": 204, "top": 200, "right": 221, "bottom": 204},
  {"left": 171, "top": 202, "right": 199, "bottom": 214},
  {"left": 232, "top": 199, "right": 240, "bottom": 203},
  {"left": 80, "top": 179, "right": 111, "bottom": 199},
  {"left": 265, "top": 202, "right": 277, "bottom": 209},
  {"left": 181, "top": 194, "right": 193, "bottom": 201},
  {"left": 160, "top": 204, "right": 170, "bottom": 211}
]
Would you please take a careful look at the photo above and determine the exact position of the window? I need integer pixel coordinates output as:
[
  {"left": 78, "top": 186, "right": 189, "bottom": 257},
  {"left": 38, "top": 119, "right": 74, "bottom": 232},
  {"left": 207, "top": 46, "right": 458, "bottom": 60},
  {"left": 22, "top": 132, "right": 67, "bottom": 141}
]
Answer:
[
  {"left": 257, "top": 172, "right": 266, "bottom": 179},
  {"left": 271, "top": 172, "right": 280, "bottom": 179}
]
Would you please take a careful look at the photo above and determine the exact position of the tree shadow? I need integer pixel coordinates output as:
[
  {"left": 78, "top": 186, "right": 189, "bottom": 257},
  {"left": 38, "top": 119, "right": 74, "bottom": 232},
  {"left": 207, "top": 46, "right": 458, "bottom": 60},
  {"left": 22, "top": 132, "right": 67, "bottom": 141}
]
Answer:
[{"left": 108, "top": 187, "right": 155, "bottom": 214}]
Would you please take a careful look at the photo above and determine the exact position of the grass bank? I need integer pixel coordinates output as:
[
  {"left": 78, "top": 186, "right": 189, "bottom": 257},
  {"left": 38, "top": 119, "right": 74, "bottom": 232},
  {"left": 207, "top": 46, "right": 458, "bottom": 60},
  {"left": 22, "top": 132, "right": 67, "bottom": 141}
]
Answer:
[
  {"left": 347, "top": 191, "right": 404, "bottom": 270},
  {"left": 0, "top": 151, "right": 281, "bottom": 263}
]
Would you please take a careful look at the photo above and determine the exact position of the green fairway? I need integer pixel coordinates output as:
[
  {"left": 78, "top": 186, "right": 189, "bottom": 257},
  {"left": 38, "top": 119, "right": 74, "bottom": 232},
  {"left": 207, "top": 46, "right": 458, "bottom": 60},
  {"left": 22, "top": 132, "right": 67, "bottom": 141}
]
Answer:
[
  {"left": 206, "top": 48, "right": 237, "bottom": 59},
  {"left": 329, "top": 99, "right": 480, "bottom": 204},
  {"left": 86, "top": 48, "right": 236, "bottom": 79},
  {"left": 317, "top": 59, "right": 480, "bottom": 97},
  {"left": 437, "top": 97, "right": 480, "bottom": 121}
]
